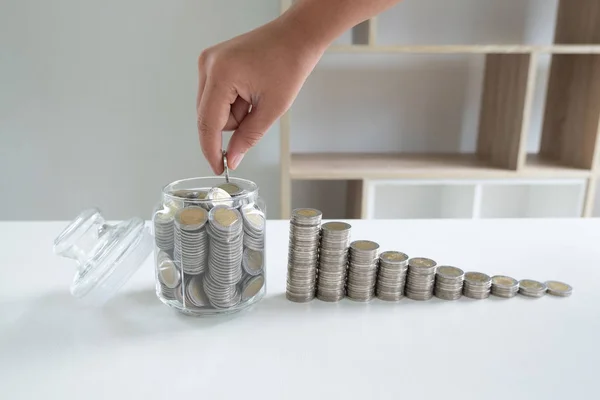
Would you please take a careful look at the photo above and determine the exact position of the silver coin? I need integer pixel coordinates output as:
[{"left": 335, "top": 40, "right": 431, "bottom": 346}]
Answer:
[
  {"left": 218, "top": 182, "right": 244, "bottom": 196},
  {"left": 519, "top": 279, "right": 547, "bottom": 298},
  {"left": 241, "top": 274, "right": 265, "bottom": 301},
  {"left": 207, "top": 187, "right": 233, "bottom": 208},
  {"left": 545, "top": 280, "right": 572, "bottom": 297},
  {"left": 175, "top": 207, "right": 208, "bottom": 231},
  {"left": 157, "top": 256, "right": 181, "bottom": 289},
  {"left": 242, "top": 248, "right": 263, "bottom": 276},
  {"left": 185, "top": 275, "right": 209, "bottom": 307}
]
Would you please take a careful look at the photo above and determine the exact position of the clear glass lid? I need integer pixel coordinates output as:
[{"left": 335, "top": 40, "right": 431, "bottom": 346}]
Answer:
[{"left": 53, "top": 208, "right": 153, "bottom": 305}]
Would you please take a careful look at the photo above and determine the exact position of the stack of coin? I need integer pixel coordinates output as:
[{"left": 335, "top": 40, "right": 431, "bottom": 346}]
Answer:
[
  {"left": 174, "top": 207, "right": 208, "bottom": 275},
  {"left": 491, "top": 275, "right": 519, "bottom": 298},
  {"left": 347, "top": 240, "right": 380, "bottom": 302},
  {"left": 545, "top": 280, "right": 572, "bottom": 297},
  {"left": 463, "top": 272, "right": 492, "bottom": 299},
  {"left": 518, "top": 279, "right": 547, "bottom": 298},
  {"left": 205, "top": 205, "right": 244, "bottom": 308},
  {"left": 405, "top": 257, "right": 437, "bottom": 301},
  {"left": 153, "top": 210, "right": 175, "bottom": 253},
  {"left": 286, "top": 208, "right": 322, "bottom": 303},
  {"left": 316, "top": 222, "right": 352, "bottom": 302},
  {"left": 156, "top": 251, "right": 181, "bottom": 300},
  {"left": 434, "top": 266, "right": 464, "bottom": 300},
  {"left": 241, "top": 204, "right": 265, "bottom": 253},
  {"left": 376, "top": 251, "right": 409, "bottom": 301}
]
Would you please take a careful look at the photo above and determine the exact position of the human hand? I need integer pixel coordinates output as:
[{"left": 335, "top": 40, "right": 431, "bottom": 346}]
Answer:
[{"left": 196, "top": 15, "right": 326, "bottom": 174}]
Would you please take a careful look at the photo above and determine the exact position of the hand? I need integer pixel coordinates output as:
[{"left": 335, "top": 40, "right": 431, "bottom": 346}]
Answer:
[{"left": 196, "top": 16, "right": 325, "bottom": 174}]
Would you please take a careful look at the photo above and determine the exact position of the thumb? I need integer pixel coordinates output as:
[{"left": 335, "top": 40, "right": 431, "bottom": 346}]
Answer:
[{"left": 227, "top": 101, "right": 281, "bottom": 169}]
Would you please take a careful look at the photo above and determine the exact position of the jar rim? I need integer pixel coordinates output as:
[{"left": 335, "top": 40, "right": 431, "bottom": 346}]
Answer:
[{"left": 161, "top": 176, "right": 258, "bottom": 203}]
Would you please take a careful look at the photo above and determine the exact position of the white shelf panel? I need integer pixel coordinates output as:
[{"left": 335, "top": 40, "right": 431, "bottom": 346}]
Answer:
[
  {"left": 368, "top": 180, "right": 476, "bottom": 219},
  {"left": 480, "top": 181, "right": 586, "bottom": 218}
]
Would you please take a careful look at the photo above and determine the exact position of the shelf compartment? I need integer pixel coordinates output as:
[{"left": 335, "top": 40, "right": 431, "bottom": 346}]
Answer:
[
  {"left": 368, "top": 181, "right": 475, "bottom": 219},
  {"left": 479, "top": 180, "right": 586, "bottom": 218},
  {"left": 291, "top": 179, "right": 364, "bottom": 219},
  {"left": 290, "top": 152, "right": 592, "bottom": 180}
]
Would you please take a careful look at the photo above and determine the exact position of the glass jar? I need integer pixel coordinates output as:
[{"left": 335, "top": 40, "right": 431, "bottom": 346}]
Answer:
[{"left": 152, "top": 177, "right": 266, "bottom": 316}]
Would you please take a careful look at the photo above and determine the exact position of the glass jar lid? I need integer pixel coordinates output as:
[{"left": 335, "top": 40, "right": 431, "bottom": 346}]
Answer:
[{"left": 53, "top": 208, "right": 153, "bottom": 305}]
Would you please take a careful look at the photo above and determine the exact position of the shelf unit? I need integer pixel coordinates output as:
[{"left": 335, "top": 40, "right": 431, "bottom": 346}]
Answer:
[{"left": 279, "top": 0, "right": 600, "bottom": 219}]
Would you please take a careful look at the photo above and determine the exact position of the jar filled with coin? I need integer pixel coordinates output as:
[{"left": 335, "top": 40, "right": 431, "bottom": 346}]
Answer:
[{"left": 152, "top": 176, "right": 266, "bottom": 315}]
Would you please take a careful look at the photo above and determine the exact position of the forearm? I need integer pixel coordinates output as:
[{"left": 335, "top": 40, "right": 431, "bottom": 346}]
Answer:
[{"left": 281, "top": 0, "right": 401, "bottom": 51}]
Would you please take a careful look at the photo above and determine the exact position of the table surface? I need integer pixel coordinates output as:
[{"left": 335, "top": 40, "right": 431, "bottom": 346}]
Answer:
[{"left": 1, "top": 218, "right": 599, "bottom": 400}]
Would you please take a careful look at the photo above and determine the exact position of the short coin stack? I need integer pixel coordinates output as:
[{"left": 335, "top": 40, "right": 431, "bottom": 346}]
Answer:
[
  {"left": 346, "top": 240, "right": 380, "bottom": 302},
  {"left": 286, "top": 209, "right": 322, "bottom": 303},
  {"left": 518, "top": 279, "right": 547, "bottom": 298},
  {"left": 376, "top": 251, "right": 409, "bottom": 301},
  {"left": 434, "top": 266, "right": 464, "bottom": 300},
  {"left": 316, "top": 222, "right": 352, "bottom": 302},
  {"left": 463, "top": 272, "right": 492, "bottom": 299},
  {"left": 405, "top": 257, "right": 437, "bottom": 300},
  {"left": 174, "top": 207, "right": 209, "bottom": 275},
  {"left": 545, "top": 280, "right": 572, "bottom": 297},
  {"left": 491, "top": 275, "right": 519, "bottom": 298},
  {"left": 205, "top": 205, "right": 244, "bottom": 308}
]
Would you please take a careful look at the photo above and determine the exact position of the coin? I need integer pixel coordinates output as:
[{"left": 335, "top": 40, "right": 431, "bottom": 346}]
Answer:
[
  {"left": 346, "top": 239, "right": 379, "bottom": 302},
  {"left": 175, "top": 207, "right": 208, "bottom": 230},
  {"left": 157, "top": 255, "right": 181, "bottom": 289},
  {"left": 153, "top": 210, "right": 175, "bottom": 252},
  {"left": 463, "top": 272, "right": 492, "bottom": 299},
  {"left": 317, "top": 221, "right": 351, "bottom": 302},
  {"left": 405, "top": 257, "right": 437, "bottom": 301},
  {"left": 242, "top": 248, "right": 263, "bottom": 276},
  {"left": 240, "top": 274, "right": 265, "bottom": 301},
  {"left": 434, "top": 266, "right": 464, "bottom": 301},
  {"left": 287, "top": 209, "right": 322, "bottom": 303},
  {"left": 376, "top": 251, "right": 409, "bottom": 302},
  {"left": 545, "top": 280, "right": 572, "bottom": 297},
  {"left": 218, "top": 182, "right": 244, "bottom": 196},
  {"left": 207, "top": 187, "right": 233, "bottom": 207},
  {"left": 519, "top": 279, "right": 547, "bottom": 298},
  {"left": 185, "top": 274, "right": 209, "bottom": 308},
  {"left": 491, "top": 275, "right": 519, "bottom": 298}
]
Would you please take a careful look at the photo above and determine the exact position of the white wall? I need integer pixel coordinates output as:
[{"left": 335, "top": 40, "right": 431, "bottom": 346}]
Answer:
[
  {"left": 1, "top": 0, "right": 598, "bottom": 220},
  {"left": 0, "top": 0, "right": 281, "bottom": 220}
]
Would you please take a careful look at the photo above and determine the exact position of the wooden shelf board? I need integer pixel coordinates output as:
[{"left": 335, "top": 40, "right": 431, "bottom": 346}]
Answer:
[
  {"left": 289, "top": 153, "right": 592, "bottom": 180},
  {"left": 524, "top": 154, "right": 592, "bottom": 178},
  {"left": 328, "top": 44, "right": 600, "bottom": 54}
]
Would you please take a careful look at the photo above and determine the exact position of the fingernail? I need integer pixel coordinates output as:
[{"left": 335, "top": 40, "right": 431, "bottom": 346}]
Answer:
[{"left": 230, "top": 153, "right": 245, "bottom": 170}]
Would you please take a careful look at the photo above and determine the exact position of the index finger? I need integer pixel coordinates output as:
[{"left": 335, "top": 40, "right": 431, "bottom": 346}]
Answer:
[{"left": 197, "top": 79, "right": 238, "bottom": 174}]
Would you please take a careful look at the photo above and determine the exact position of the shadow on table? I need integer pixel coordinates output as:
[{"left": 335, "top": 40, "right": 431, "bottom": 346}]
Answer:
[{"left": 0, "top": 286, "right": 238, "bottom": 357}]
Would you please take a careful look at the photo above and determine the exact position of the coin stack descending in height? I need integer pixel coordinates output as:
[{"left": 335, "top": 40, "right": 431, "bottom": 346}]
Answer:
[
  {"left": 204, "top": 205, "right": 244, "bottom": 308},
  {"left": 405, "top": 257, "right": 437, "bottom": 300},
  {"left": 518, "top": 279, "right": 547, "bottom": 298},
  {"left": 316, "top": 222, "right": 352, "bottom": 302},
  {"left": 347, "top": 240, "right": 380, "bottom": 302},
  {"left": 376, "top": 251, "right": 409, "bottom": 301},
  {"left": 490, "top": 275, "right": 519, "bottom": 298},
  {"left": 286, "top": 209, "right": 322, "bottom": 303},
  {"left": 434, "top": 266, "right": 464, "bottom": 300},
  {"left": 463, "top": 272, "right": 492, "bottom": 299}
]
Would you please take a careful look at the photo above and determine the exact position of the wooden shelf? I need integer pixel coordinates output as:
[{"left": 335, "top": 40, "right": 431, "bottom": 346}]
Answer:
[
  {"left": 327, "top": 44, "right": 600, "bottom": 54},
  {"left": 290, "top": 153, "right": 592, "bottom": 180}
]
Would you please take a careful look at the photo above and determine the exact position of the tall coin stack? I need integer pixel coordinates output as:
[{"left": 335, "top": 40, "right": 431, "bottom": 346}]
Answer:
[
  {"left": 174, "top": 207, "right": 209, "bottom": 276},
  {"left": 463, "top": 272, "right": 492, "bottom": 299},
  {"left": 205, "top": 205, "right": 244, "bottom": 308},
  {"left": 316, "top": 222, "right": 352, "bottom": 302},
  {"left": 491, "top": 275, "right": 519, "bottom": 298},
  {"left": 434, "top": 266, "right": 464, "bottom": 300},
  {"left": 153, "top": 210, "right": 175, "bottom": 254},
  {"left": 376, "top": 251, "right": 409, "bottom": 301},
  {"left": 405, "top": 257, "right": 437, "bottom": 300},
  {"left": 347, "top": 240, "right": 380, "bottom": 302},
  {"left": 286, "top": 208, "right": 322, "bottom": 303}
]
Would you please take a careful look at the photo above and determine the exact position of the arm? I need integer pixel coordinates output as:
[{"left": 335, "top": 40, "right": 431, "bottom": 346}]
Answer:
[{"left": 197, "top": 0, "right": 403, "bottom": 174}]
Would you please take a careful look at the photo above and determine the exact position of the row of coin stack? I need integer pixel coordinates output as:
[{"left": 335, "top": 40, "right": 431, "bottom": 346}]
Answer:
[{"left": 285, "top": 208, "right": 573, "bottom": 303}]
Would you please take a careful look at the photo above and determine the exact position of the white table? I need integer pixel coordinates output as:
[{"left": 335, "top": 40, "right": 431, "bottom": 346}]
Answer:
[{"left": 1, "top": 219, "right": 599, "bottom": 399}]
